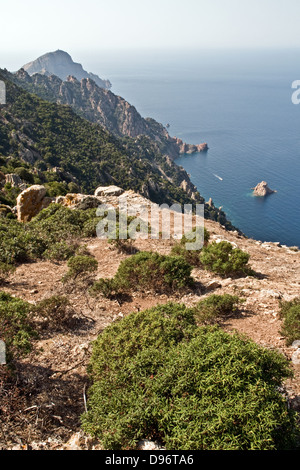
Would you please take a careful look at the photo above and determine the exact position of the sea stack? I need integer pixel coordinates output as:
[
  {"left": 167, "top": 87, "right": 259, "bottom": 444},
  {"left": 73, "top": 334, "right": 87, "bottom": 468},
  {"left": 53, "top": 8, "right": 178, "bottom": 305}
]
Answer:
[{"left": 252, "top": 181, "right": 277, "bottom": 197}]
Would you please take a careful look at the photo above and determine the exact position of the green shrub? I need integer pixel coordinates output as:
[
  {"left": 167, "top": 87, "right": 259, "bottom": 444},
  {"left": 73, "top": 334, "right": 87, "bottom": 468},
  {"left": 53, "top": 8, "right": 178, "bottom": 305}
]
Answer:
[
  {"left": 0, "top": 219, "right": 35, "bottom": 264},
  {"left": 194, "top": 294, "right": 243, "bottom": 324},
  {"left": 0, "top": 292, "right": 37, "bottom": 361},
  {"left": 93, "top": 251, "right": 194, "bottom": 297},
  {"left": 115, "top": 251, "right": 194, "bottom": 292},
  {"left": 14, "top": 167, "right": 34, "bottom": 184},
  {"left": 32, "top": 295, "right": 74, "bottom": 330},
  {"left": 63, "top": 255, "right": 98, "bottom": 282},
  {"left": 279, "top": 298, "right": 300, "bottom": 346},
  {"left": 170, "top": 242, "right": 200, "bottom": 267},
  {"left": 0, "top": 205, "right": 105, "bottom": 266},
  {"left": 182, "top": 226, "right": 210, "bottom": 246},
  {"left": 43, "top": 241, "right": 77, "bottom": 261},
  {"left": 89, "top": 278, "right": 118, "bottom": 299},
  {"left": 87, "top": 303, "right": 197, "bottom": 380},
  {"left": 171, "top": 227, "right": 210, "bottom": 267},
  {"left": 82, "top": 217, "right": 103, "bottom": 238},
  {"left": 0, "top": 262, "right": 15, "bottom": 284},
  {"left": 200, "top": 241, "right": 251, "bottom": 277},
  {"left": 82, "top": 304, "right": 299, "bottom": 450}
]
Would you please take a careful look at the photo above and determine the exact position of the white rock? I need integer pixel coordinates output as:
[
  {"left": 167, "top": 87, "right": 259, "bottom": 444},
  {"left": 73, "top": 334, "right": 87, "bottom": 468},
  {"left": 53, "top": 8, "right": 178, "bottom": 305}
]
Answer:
[
  {"left": 94, "top": 185, "right": 124, "bottom": 197},
  {"left": 137, "top": 440, "right": 164, "bottom": 450},
  {"left": 291, "top": 349, "right": 300, "bottom": 365}
]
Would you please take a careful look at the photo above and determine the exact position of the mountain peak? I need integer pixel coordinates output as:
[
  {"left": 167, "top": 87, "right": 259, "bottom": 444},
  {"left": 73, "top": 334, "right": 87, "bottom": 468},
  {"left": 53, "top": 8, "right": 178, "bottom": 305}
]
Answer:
[{"left": 21, "top": 50, "right": 111, "bottom": 89}]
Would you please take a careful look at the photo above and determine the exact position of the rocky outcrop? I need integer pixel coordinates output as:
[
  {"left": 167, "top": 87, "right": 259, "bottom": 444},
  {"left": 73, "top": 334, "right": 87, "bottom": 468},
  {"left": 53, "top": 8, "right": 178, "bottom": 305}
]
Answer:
[
  {"left": 16, "top": 185, "right": 53, "bottom": 222},
  {"left": 5, "top": 174, "right": 22, "bottom": 187},
  {"left": 21, "top": 50, "right": 111, "bottom": 89},
  {"left": 5, "top": 174, "right": 27, "bottom": 190},
  {"left": 56, "top": 193, "right": 100, "bottom": 210},
  {"left": 173, "top": 137, "right": 208, "bottom": 154},
  {"left": 252, "top": 181, "right": 277, "bottom": 197}
]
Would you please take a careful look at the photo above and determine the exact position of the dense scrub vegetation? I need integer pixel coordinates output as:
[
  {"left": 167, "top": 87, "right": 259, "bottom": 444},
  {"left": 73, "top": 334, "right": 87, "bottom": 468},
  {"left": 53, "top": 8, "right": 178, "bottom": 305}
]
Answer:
[
  {"left": 170, "top": 227, "right": 210, "bottom": 266},
  {"left": 193, "top": 294, "right": 244, "bottom": 324},
  {"left": 0, "top": 292, "right": 36, "bottom": 362},
  {"left": 90, "top": 251, "right": 194, "bottom": 298},
  {"left": 0, "top": 204, "right": 104, "bottom": 267},
  {"left": 82, "top": 303, "right": 299, "bottom": 450},
  {"left": 200, "top": 241, "right": 251, "bottom": 277},
  {"left": 279, "top": 298, "right": 300, "bottom": 346}
]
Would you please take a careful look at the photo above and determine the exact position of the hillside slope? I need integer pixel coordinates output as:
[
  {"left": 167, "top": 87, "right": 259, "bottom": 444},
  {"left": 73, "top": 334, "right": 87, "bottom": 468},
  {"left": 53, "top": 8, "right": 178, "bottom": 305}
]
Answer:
[
  {"left": 13, "top": 65, "right": 208, "bottom": 160},
  {"left": 0, "top": 68, "right": 234, "bottom": 228},
  {"left": 0, "top": 196, "right": 299, "bottom": 450}
]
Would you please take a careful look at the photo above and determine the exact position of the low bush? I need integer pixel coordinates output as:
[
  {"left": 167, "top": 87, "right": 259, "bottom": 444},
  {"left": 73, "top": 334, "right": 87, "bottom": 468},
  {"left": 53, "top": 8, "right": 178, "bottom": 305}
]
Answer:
[
  {"left": 279, "top": 298, "right": 300, "bottom": 346},
  {"left": 170, "top": 242, "right": 200, "bottom": 267},
  {"left": 91, "top": 251, "right": 194, "bottom": 297},
  {"left": 87, "top": 303, "right": 197, "bottom": 380},
  {"left": 0, "top": 292, "right": 37, "bottom": 362},
  {"left": 115, "top": 252, "right": 194, "bottom": 292},
  {"left": 82, "top": 303, "right": 299, "bottom": 450},
  {"left": 0, "top": 204, "right": 152, "bottom": 267},
  {"left": 194, "top": 294, "right": 243, "bottom": 324},
  {"left": 200, "top": 241, "right": 251, "bottom": 277},
  {"left": 0, "top": 205, "right": 106, "bottom": 266},
  {"left": 170, "top": 227, "right": 210, "bottom": 266},
  {"left": 43, "top": 241, "right": 78, "bottom": 261},
  {"left": 89, "top": 278, "right": 118, "bottom": 299},
  {"left": 63, "top": 255, "right": 98, "bottom": 282},
  {"left": 32, "top": 295, "right": 75, "bottom": 330},
  {"left": 0, "top": 262, "right": 15, "bottom": 284}
]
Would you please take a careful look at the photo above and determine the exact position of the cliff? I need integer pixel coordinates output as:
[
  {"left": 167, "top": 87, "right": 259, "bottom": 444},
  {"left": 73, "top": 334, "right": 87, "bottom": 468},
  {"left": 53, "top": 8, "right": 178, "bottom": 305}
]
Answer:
[
  {"left": 21, "top": 50, "right": 111, "bottom": 90},
  {"left": 14, "top": 56, "right": 207, "bottom": 160}
]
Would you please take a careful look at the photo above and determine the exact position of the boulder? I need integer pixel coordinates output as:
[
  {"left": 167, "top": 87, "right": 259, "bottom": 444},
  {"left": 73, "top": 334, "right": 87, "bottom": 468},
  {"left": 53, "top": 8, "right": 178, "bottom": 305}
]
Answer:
[
  {"left": 94, "top": 185, "right": 124, "bottom": 197},
  {"left": 206, "top": 280, "right": 222, "bottom": 291},
  {"left": 252, "top": 181, "right": 276, "bottom": 197},
  {"left": 56, "top": 193, "right": 101, "bottom": 210},
  {"left": 16, "top": 185, "right": 52, "bottom": 222}
]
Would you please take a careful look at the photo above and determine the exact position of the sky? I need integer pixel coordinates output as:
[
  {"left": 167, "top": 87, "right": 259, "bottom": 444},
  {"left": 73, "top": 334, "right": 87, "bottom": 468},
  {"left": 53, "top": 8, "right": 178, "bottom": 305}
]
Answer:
[{"left": 1, "top": 0, "right": 300, "bottom": 70}]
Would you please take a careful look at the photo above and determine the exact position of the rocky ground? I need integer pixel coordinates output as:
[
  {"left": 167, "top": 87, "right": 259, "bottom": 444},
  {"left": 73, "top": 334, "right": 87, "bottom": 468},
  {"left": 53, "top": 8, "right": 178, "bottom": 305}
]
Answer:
[{"left": 0, "top": 212, "right": 300, "bottom": 450}]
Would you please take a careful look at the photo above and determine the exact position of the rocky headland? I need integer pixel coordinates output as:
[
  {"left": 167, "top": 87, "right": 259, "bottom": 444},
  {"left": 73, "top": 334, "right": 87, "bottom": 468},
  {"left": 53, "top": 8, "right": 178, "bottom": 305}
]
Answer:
[
  {"left": 173, "top": 137, "right": 208, "bottom": 154},
  {"left": 14, "top": 52, "right": 208, "bottom": 160},
  {"left": 22, "top": 50, "right": 111, "bottom": 90}
]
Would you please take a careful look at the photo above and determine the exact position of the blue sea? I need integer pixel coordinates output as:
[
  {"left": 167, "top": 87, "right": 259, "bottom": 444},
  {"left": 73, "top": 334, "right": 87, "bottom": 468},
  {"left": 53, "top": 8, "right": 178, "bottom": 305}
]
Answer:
[{"left": 86, "top": 49, "right": 300, "bottom": 247}]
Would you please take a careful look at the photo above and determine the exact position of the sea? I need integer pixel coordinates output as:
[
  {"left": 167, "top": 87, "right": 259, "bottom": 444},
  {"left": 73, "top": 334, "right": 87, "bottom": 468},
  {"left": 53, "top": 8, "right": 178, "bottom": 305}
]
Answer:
[{"left": 86, "top": 49, "right": 300, "bottom": 248}]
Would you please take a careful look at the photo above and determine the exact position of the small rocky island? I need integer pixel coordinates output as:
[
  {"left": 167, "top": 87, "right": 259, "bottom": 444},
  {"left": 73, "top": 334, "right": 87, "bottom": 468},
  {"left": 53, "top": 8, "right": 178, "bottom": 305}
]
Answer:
[{"left": 252, "top": 181, "right": 277, "bottom": 197}]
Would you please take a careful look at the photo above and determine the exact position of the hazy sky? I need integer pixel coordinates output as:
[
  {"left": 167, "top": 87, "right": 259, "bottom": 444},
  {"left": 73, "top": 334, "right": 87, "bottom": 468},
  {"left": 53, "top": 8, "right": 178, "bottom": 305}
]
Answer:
[{"left": 1, "top": 0, "right": 300, "bottom": 69}]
